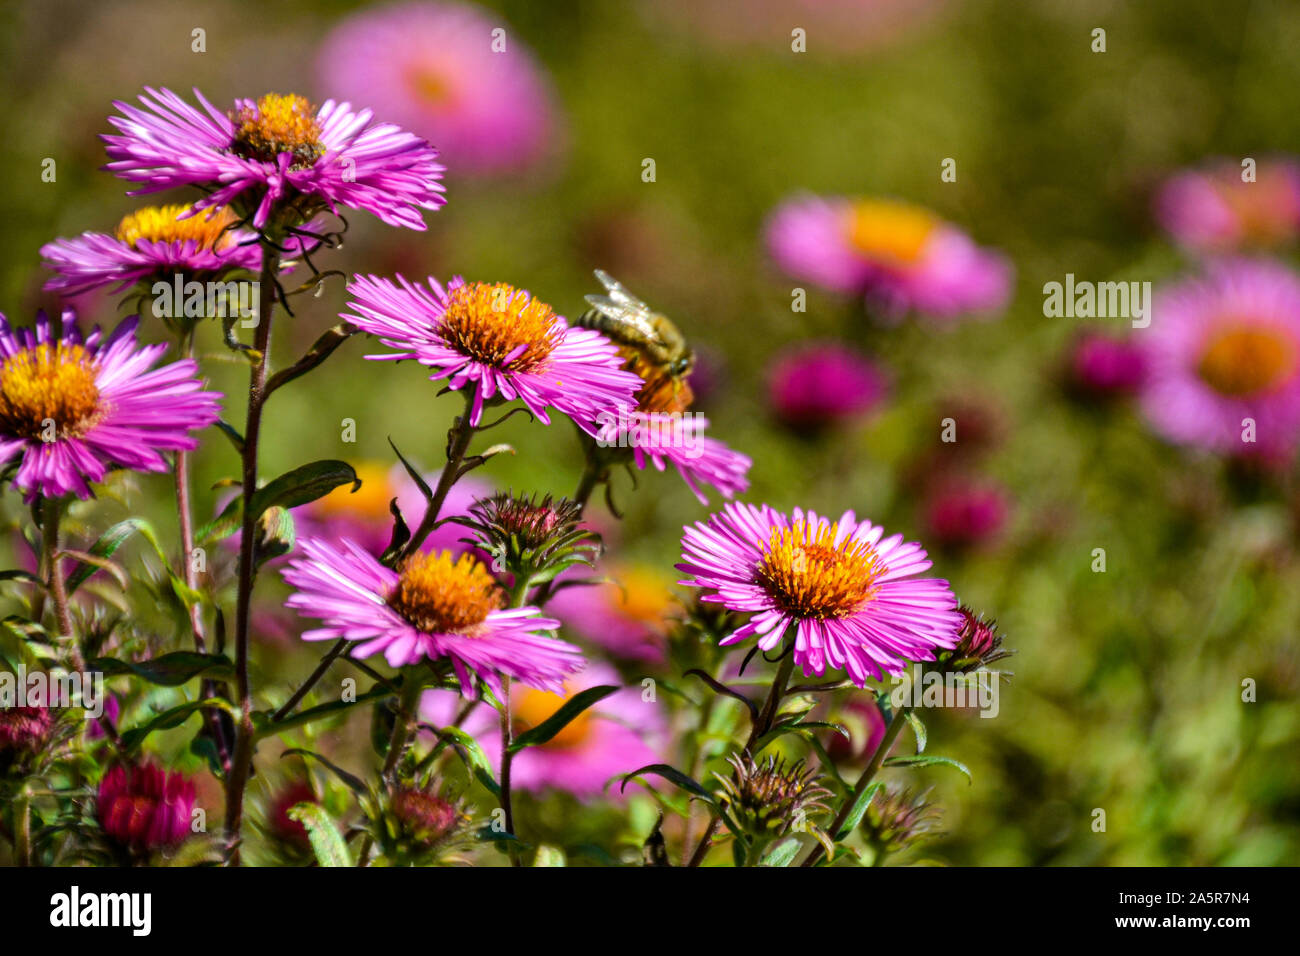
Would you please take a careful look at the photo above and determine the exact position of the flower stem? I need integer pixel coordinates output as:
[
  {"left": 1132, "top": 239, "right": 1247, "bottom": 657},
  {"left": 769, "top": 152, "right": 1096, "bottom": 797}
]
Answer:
[
  {"left": 799, "top": 702, "right": 911, "bottom": 867},
  {"left": 686, "top": 652, "right": 795, "bottom": 866},
  {"left": 40, "top": 496, "right": 82, "bottom": 672},
  {"left": 572, "top": 452, "right": 605, "bottom": 511},
  {"left": 399, "top": 390, "right": 477, "bottom": 561},
  {"left": 223, "top": 244, "right": 281, "bottom": 865},
  {"left": 497, "top": 676, "right": 522, "bottom": 867}
]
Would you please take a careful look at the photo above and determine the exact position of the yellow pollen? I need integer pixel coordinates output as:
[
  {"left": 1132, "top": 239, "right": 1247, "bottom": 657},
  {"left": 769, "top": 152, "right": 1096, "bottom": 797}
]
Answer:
[
  {"left": 438, "top": 282, "right": 562, "bottom": 373},
  {"left": 311, "top": 462, "right": 396, "bottom": 522},
  {"left": 0, "top": 343, "right": 102, "bottom": 441},
  {"left": 230, "top": 93, "right": 324, "bottom": 168},
  {"left": 512, "top": 684, "right": 594, "bottom": 749},
  {"left": 755, "top": 521, "right": 883, "bottom": 620},
  {"left": 1197, "top": 324, "right": 1297, "bottom": 397},
  {"left": 386, "top": 551, "right": 504, "bottom": 635},
  {"left": 115, "top": 204, "right": 237, "bottom": 251},
  {"left": 845, "top": 199, "right": 940, "bottom": 266}
]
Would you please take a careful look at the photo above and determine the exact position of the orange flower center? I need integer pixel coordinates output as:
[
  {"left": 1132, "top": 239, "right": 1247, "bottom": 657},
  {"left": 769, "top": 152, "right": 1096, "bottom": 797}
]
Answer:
[
  {"left": 311, "top": 462, "right": 396, "bottom": 523},
  {"left": 755, "top": 520, "right": 883, "bottom": 619},
  {"left": 512, "top": 685, "right": 595, "bottom": 749},
  {"left": 0, "top": 343, "right": 102, "bottom": 441},
  {"left": 230, "top": 93, "right": 324, "bottom": 169},
  {"left": 386, "top": 551, "right": 504, "bottom": 635},
  {"left": 845, "top": 199, "right": 939, "bottom": 266},
  {"left": 438, "top": 282, "right": 562, "bottom": 373},
  {"left": 404, "top": 65, "right": 458, "bottom": 107},
  {"left": 1197, "top": 324, "right": 1297, "bottom": 397},
  {"left": 611, "top": 566, "right": 675, "bottom": 627},
  {"left": 115, "top": 204, "right": 237, "bottom": 251}
]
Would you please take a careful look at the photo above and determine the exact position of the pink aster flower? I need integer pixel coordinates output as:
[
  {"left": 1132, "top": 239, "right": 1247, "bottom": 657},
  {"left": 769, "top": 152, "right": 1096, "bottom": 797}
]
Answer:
[
  {"left": 765, "top": 194, "right": 1013, "bottom": 320},
  {"left": 921, "top": 478, "right": 1009, "bottom": 550},
  {"left": 0, "top": 311, "right": 222, "bottom": 502},
  {"left": 1068, "top": 332, "right": 1148, "bottom": 398},
  {"left": 595, "top": 408, "right": 751, "bottom": 505},
  {"left": 1139, "top": 259, "right": 1300, "bottom": 456},
  {"left": 344, "top": 274, "right": 642, "bottom": 431},
  {"left": 545, "top": 562, "right": 675, "bottom": 662},
  {"left": 766, "top": 341, "right": 888, "bottom": 428},
  {"left": 282, "top": 537, "right": 584, "bottom": 696},
  {"left": 103, "top": 88, "right": 445, "bottom": 230},
  {"left": 316, "top": 1, "right": 558, "bottom": 176},
  {"left": 1154, "top": 157, "right": 1300, "bottom": 254},
  {"left": 421, "top": 662, "right": 666, "bottom": 797},
  {"left": 677, "top": 503, "right": 962, "bottom": 686},
  {"left": 97, "top": 762, "right": 197, "bottom": 853}
]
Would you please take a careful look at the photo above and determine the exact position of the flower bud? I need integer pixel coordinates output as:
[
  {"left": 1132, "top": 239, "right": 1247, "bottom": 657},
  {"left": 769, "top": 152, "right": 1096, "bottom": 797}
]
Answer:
[{"left": 96, "top": 762, "right": 197, "bottom": 854}]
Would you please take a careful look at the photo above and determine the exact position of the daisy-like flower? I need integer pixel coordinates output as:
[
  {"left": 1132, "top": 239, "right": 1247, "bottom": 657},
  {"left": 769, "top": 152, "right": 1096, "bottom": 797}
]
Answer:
[
  {"left": 421, "top": 662, "right": 666, "bottom": 797},
  {"left": 316, "top": 1, "right": 559, "bottom": 176},
  {"left": 677, "top": 503, "right": 962, "bottom": 686},
  {"left": 282, "top": 537, "right": 584, "bottom": 695},
  {"left": 0, "top": 311, "right": 222, "bottom": 502},
  {"left": 764, "top": 194, "right": 1012, "bottom": 320},
  {"left": 103, "top": 88, "right": 445, "bottom": 231},
  {"left": 1154, "top": 156, "right": 1300, "bottom": 254},
  {"left": 40, "top": 204, "right": 259, "bottom": 298},
  {"left": 344, "top": 274, "right": 643, "bottom": 431},
  {"left": 1139, "top": 259, "right": 1300, "bottom": 455}
]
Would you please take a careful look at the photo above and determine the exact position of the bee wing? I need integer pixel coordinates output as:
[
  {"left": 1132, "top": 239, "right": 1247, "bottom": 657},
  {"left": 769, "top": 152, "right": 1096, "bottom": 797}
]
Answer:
[
  {"left": 582, "top": 294, "right": 662, "bottom": 340},
  {"left": 593, "top": 269, "right": 653, "bottom": 312}
]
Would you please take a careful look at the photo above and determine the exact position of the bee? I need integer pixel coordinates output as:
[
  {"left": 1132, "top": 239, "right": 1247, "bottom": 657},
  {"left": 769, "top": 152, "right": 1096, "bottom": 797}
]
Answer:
[{"left": 577, "top": 270, "right": 696, "bottom": 383}]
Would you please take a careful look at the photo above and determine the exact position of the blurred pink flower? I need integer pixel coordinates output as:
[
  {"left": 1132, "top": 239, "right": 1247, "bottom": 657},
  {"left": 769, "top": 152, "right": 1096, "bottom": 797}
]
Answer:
[
  {"left": 1140, "top": 259, "right": 1300, "bottom": 456},
  {"left": 1069, "top": 332, "right": 1147, "bottom": 398},
  {"left": 1155, "top": 157, "right": 1300, "bottom": 254},
  {"left": 825, "top": 696, "right": 888, "bottom": 764},
  {"left": 766, "top": 341, "right": 888, "bottom": 427},
  {"left": 316, "top": 1, "right": 559, "bottom": 176},
  {"left": 765, "top": 195, "right": 1013, "bottom": 321},
  {"left": 545, "top": 563, "right": 675, "bottom": 663},
  {"left": 422, "top": 662, "right": 666, "bottom": 798},
  {"left": 922, "top": 479, "right": 1009, "bottom": 550}
]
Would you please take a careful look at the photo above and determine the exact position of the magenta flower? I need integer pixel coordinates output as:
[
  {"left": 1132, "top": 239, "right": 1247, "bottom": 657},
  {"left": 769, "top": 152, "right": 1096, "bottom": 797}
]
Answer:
[
  {"left": 103, "top": 88, "right": 445, "bottom": 230},
  {"left": 677, "top": 503, "right": 962, "bottom": 686},
  {"left": 1154, "top": 157, "right": 1300, "bottom": 254},
  {"left": 1069, "top": 332, "right": 1148, "bottom": 397},
  {"left": 825, "top": 696, "right": 888, "bottom": 764},
  {"left": 544, "top": 562, "right": 674, "bottom": 663},
  {"left": 1139, "top": 259, "right": 1300, "bottom": 456},
  {"left": 344, "top": 274, "right": 642, "bottom": 431},
  {"left": 765, "top": 194, "right": 1013, "bottom": 320},
  {"left": 921, "top": 479, "right": 1009, "bottom": 550},
  {"left": 97, "top": 763, "right": 197, "bottom": 853},
  {"left": 766, "top": 341, "right": 888, "bottom": 427},
  {"left": 421, "top": 662, "right": 666, "bottom": 797},
  {"left": 0, "top": 312, "right": 222, "bottom": 502},
  {"left": 282, "top": 537, "right": 584, "bottom": 696},
  {"left": 317, "top": 1, "right": 558, "bottom": 176},
  {"left": 595, "top": 409, "right": 751, "bottom": 505},
  {"left": 40, "top": 204, "right": 261, "bottom": 297}
]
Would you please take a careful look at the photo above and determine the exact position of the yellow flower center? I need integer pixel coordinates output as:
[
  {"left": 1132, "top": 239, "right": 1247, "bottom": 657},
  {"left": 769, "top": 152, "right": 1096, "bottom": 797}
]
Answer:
[
  {"left": 611, "top": 566, "right": 675, "bottom": 626},
  {"left": 438, "top": 282, "right": 561, "bottom": 373},
  {"left": 311, "top": 462, "right": 396, "bottom": 522},
  {"left": 1197, "top": 325, "right": 1297, "bottom": 397},
  {"left": 405, "top": 65, "right": 457, "bottom": 107},
  {"left": 512, "top": 685, "right": 595, "bottom": 750},
  {"left": 230, "top": 93, "right": 324, "bottom": 169},
  {"left": 386, "top": 551, "right": 504, "bottom": 635},
  {"left": 115, "top": 204, "right": 237, "bottom": 251},
  {"left": 755, "top": 520, "right": 883, "bottom": 620},
  {"left": 0, "top": 343, "right": 102, "bottom": 441},
  {"left": 845, "top": 199, "right": 940, "bottom": 266}
]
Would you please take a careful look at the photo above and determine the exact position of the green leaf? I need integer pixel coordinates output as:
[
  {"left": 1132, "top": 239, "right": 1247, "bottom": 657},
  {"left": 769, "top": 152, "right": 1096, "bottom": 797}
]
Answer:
[
  {"left": 66, "top": 518, "right": 169, "bottom": 594},
  {"left": 532, "top": 844, "right": 566, "bottom": 867},
  {"left": 620, "top": 763, "right": 716, "bottom": 803},
  {"left": 435, "top": 725, "right": 500, "bottom": 796},
  {"left": 387, "top": 438, "right": 433, "bottom": 504},
  {"left": 882, "top": 753, "right": 972, "bottom": 782},
  {"left": 507, "top": 685, "right": 619, "bottom": 753},
  {"left": 198, "top": 460, "right": 359, "bottom": 544},
  {"left": 264, "top": 322, "right": 357, "bottom": 395},
  {"left": 281, "top": 747, "right": 368, "bottom": 795},
  {"left": 754, "top": 718, "right": 848, "bottom": 755},
  {"left": 287, "top": 803, "right": 352, "bottom": 867},
  {"left": 120, "top": 698, "right": 234, "bottom": 752},
  {"left": 833, "top": 781, "right": 884, "bottom": 841},
  {"left": 905, "top": 711, "right": 927, "bottom": 754},
  {"left": 91, "top": 652, "right": 234, "bottom": 686},
  {"left": 0, "top": 569, "right": 42, "bottom": 585},
  {"left": 761, "top": 837, "right": 802, "bottom": 867}
]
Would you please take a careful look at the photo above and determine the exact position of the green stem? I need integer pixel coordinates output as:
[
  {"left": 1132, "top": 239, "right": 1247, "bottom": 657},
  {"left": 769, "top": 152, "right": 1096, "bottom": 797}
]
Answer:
[
  {"left": 399, "top": 390, "right": 477, "bottom": 562},
  {"left": 41, "top": 496, "right": 82, "bottom": 672}
]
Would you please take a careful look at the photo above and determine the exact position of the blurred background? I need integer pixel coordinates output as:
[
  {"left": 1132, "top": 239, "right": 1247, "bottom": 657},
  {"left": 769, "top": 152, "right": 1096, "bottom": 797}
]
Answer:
[{"left": 2, "top": 0, "right": 1299, "bottom": 865}]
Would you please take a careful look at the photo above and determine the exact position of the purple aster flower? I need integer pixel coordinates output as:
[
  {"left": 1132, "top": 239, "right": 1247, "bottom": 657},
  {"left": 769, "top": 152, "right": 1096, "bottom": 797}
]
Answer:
[
  {"left": 921, "top": 478, "right": 1009, "bottom": 550},
  {"left": 1139, "top": 259, "right": 1300, "bottom": 456},
  {"left": 316, "top": 1, "right": 559, "bottom": 177},
  {"left": 97, "top": 762, "right": 196, "bottom": 854},
  {"left": 1068, "top": 332, "right": 1147, "bottom": 397},
  {"left": 766, "top": 341, "right": 888, "bottom": 427},
  {"left": 765, "top": 194, "right": 1013, "bottom": 321},
  {"left": 1154, "top": 157, "right": 1300, "bottom": 254},
  {"left": 103, "top": 88, "right": 445, "bottom": 230},
  {"left": 282, "top": 537, "right": 584, "bottom": 696},
  {"left": 344, "top": 274, "right": 643, "bottom": 431},
  {"left": 677, "top": 503, "right": 962, "bottom": 686},
  {"left": 595, "top": 408, "right": 751, "bottom": 505},
  {"left": 0, "top": 311, "right": 222, "bottom": 502},
  {"left": 40, "top": 204, "right": 259, "bottom": 297}
]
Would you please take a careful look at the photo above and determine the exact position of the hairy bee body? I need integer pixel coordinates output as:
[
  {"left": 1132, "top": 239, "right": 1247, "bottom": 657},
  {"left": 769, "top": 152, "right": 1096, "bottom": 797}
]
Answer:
[{"left": 576, "top": 270, "right": 696, "bottom": 380}]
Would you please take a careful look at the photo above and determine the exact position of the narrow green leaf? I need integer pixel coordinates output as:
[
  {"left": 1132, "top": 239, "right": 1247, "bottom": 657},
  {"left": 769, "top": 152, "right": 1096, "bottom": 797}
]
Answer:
[
  {"left": 67, "top": 518, "right": 169, "bottom": 594},
  {"left": 508, "top": 685, "right": 619, "bottom": 753},
  {"left": 281, "top": 747, "right": 368, "bottom": 795},
  {"left": 91, "top": 652, "right": 234, "bottom": 686},
  {"left": 620, "top": 763, "right": 715, "bottom": 803},
  {"left": 833, "top": 781, "right": 884, "bottom": 841},
  {"left": 905, "top": 710, "right": 928, "bottom": 754},
  {"left": 882, "top": 753, "right": 972, "bottom": 782},
  {"left": 287, "top": 803, "right": 352, "bottom": 867},
  {"left": 435, "top": 726, "right": 500, "bottom": 796},
  {"left": 120, "top": 698, "right": 234, "bottom": 752}
]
